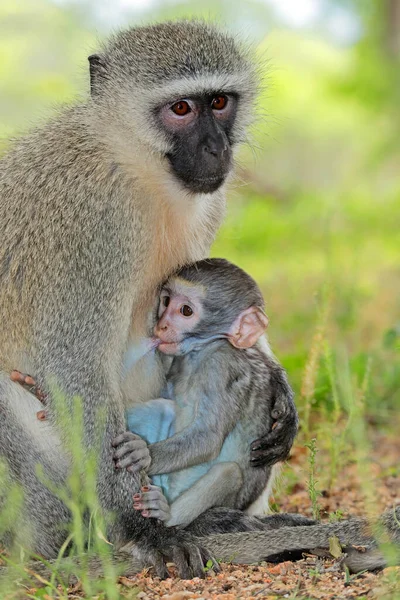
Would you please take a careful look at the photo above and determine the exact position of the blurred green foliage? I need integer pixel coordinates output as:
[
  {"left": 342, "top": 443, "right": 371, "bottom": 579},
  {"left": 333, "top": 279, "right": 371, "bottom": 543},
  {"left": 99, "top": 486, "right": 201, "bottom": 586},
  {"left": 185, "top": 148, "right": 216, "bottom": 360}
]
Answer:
[{"left": 0, "top": 0, "right": 399, "bottom": 428}]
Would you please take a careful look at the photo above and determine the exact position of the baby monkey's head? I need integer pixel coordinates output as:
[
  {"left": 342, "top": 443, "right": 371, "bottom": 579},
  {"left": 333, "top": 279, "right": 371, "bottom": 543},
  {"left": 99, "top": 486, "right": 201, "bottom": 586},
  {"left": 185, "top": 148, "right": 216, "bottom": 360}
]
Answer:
[{"left": 154, "top": 258, "right": 268, "bottom": 355}]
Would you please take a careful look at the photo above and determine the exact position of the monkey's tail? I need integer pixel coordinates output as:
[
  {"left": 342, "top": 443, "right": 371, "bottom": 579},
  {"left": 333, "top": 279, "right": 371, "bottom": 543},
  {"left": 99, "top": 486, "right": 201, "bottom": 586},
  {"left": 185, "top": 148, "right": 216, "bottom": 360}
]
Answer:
[{"left": 200, "top": 506, "right": 400, "bottom": 573}]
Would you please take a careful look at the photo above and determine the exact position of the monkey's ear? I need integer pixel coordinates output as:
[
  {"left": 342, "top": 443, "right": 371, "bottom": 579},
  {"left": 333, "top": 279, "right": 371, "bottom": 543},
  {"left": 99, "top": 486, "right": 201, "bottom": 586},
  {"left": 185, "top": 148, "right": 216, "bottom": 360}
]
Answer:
[
  {"left": 228, "top": 307, "right": 269, "bottom": 349},
  {"left": 88, "top": 54, "right": 108, "bottom": 97}
]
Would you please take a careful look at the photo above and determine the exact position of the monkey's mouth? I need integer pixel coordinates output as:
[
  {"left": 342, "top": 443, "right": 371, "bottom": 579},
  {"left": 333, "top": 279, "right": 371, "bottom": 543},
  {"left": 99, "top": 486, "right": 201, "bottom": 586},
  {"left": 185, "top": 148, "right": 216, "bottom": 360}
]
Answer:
[
  {"left": 189, "top": 175, "right": 226, "bottom": 194},
  {"left": 157, "top": 341, "right": 181, "bottom": 355},
  {"left": 149, "top": 337, "right": 162, "bottom": 349}
]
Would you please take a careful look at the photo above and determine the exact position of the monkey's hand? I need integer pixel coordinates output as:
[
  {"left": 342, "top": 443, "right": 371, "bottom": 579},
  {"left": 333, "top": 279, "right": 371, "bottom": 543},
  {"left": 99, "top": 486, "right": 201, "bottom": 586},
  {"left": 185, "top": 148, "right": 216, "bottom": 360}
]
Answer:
[
  {"left": 133, "top": 484, "right": 171, "bottom": 522},
  {"left": 10, "top": 370, "right": 47, "bottom": 403},
  {"left": 250, "top": 386, "right": 298, "bottom": 468},
  {"left": 112, "top": 431, "right": 151, "bottom": 473}
]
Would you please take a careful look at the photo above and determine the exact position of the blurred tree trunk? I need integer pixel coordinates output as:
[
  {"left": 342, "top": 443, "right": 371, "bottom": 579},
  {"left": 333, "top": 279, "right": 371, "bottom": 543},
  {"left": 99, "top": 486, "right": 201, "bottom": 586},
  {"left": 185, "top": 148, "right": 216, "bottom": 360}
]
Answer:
[{"left": 386, "top": 0, "right": 400, "bottom": 57}]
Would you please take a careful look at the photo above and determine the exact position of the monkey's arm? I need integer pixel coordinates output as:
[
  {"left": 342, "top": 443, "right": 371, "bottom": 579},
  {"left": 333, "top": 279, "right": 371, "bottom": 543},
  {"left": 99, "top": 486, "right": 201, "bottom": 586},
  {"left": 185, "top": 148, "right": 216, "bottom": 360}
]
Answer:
[
  {"left": 147, "top": 368, "right": 240, "bottom": 476},
  {"left": 250, "top": 364, "right": 298, "bottom": 467}
]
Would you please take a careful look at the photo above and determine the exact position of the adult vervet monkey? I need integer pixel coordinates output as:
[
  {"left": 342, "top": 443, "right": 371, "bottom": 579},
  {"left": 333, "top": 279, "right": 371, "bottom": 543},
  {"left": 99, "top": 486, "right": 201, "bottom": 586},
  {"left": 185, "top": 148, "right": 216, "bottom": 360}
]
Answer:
[{"left": 0, "top": 20, "right": 272, "bottom": 578}]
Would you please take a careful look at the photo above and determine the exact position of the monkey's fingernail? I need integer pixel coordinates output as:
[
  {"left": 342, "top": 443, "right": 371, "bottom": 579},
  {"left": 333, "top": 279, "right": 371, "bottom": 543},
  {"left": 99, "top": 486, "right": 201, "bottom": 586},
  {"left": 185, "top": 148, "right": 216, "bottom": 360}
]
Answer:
[
  {"left": 134, "top": 503, "right": 142, "bottom": 509},
  {"left": 141, "top": 510, "right": 149, "bottom": 517},
  {"left": 251, "top": 445, "right": 261, "bottom": 452},
  {"left": 141, "top": 486, "right": 149, "bottom": 492},
  {"left": 133, "top": 494, "right": 141, "bottom": 500},
  {"left": 36, "top": 410, "right": 47, "bottom": 421},
  {"left": 25, "top": 375, "right": 35, "bottom": 386}
]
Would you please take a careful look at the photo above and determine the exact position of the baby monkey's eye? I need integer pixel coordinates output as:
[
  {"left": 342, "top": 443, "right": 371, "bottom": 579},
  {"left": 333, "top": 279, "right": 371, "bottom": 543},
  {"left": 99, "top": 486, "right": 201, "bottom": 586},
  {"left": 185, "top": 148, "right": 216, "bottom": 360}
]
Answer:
[
  {"left": 180, "top": 305, "right": 193, "bottom": 317},
  {"left": 163, "top": 296, "right": 170, "bottom": 307}
]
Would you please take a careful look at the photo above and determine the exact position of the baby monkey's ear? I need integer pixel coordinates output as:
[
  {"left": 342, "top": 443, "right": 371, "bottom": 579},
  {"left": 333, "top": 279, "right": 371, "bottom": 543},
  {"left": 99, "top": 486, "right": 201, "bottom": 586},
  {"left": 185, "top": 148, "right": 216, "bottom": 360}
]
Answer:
[{"left": 228, "top": 306, "right": 269, "bottom": 349}]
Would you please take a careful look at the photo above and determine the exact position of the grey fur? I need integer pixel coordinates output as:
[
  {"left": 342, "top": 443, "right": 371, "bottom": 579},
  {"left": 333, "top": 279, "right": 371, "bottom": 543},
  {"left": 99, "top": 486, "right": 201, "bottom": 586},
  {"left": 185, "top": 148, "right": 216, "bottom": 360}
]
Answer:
[{"left": 0, "top": 21, "right": 257, "bottom": 578}]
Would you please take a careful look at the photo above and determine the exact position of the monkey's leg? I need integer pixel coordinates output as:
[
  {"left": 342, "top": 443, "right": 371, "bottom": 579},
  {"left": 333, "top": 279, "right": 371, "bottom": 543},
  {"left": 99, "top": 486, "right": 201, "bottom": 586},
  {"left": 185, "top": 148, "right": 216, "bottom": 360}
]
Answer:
[
  {"left": 166, "top": 462, "right": 243, "bottom": 528},
  {"left": 186, "top": 507, "right": 317, "bottom": 537},
  {"left": 0, "top": 374, "right": 71, "bottom": 558}
]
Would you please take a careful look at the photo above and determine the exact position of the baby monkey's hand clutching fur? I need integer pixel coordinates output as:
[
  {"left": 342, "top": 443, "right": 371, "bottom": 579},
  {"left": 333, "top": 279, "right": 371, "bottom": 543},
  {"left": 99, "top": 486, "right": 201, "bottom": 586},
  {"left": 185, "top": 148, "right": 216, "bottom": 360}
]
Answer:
[{"left": 250, "top": 380, "right": 298, "bottom": 468}]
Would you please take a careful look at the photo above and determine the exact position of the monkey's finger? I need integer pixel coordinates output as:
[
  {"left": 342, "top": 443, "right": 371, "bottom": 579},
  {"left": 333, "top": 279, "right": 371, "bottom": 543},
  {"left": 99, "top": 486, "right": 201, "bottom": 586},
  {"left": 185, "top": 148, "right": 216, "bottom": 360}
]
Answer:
[
  {"left": 271, "top": 407, "right": 286, "bottom": 420},
  {"left": 113, "top": 439, "right": 148, "bottom": 460},
  {"left": 135, "top": 498, "right": 170, "bottom": 514},
  {"left": 10, "top": 370, "right": 37, "bottom": 390},
  {"left": 250, "top": 448, "right": 289, "bottom": 467},
  {"left": 37, "top": 409, "right": 47, "bottom": 421},
  {"left": 116, "top": 450, "right": 150, "bottom": 470},
  {"left": 200, "top": 546, "right": 221, "bottom": 573},
  {"left": 134, "top": 504, "right": 169, "bottom": 521},
  {"left": 126, "top": 456, "right": 152, "bottom": 473},
  {"left": 172, "top": 547, "right": 192, "bottom": 580},
  {"left": 253, "top": 428, "right": 296, "bottom": 453},
  {"left": 140, "top": 508, "right": 170, "bottom": 521},
  {"left": 112, "top": 432, "right": 146, "bottom": 447},
  {"left": 251, "top": 427, "right": 286, "bottom": 452},
  {"left": 137, "top": 494, "right": 170, "bottom": 513},
  {"left": 139, "top": 487, "right": 169, "bottom": 503},
  {"left": 185, "top": 544, "right": 209, "bottom": 578},
  {"left": 10, "top": 370, "right": 27, "bottom": 384},
  {"left": 151, "top": 552, "right": 170, "bottom": 579}
]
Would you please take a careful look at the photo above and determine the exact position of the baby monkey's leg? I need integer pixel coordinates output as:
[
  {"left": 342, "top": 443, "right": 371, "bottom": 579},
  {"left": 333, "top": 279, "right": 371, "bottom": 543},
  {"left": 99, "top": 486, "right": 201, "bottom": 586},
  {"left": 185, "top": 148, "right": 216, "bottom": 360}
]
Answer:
[
  {"left": 133, "top": 462, "right": 243, "bottom": 527},
  {"left": 167, "top": 462, "right": 243, "bottom": 528}
]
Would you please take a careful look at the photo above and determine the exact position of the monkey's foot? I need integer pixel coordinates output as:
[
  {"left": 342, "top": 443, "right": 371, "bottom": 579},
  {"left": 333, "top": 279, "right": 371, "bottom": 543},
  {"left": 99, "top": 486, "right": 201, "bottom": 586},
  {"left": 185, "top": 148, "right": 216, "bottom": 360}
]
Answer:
[
  {"left": 10, "top": 370, "right": 47, "bottom": 404},
  {"left": 133, "top": 484, "right": 171, "bottom": 522},
  {"left": 112, "top": 431, "right": 151, "bottom": 473},
  {"left": 130, "top": 530, "right": 220, "bottom": 579}
]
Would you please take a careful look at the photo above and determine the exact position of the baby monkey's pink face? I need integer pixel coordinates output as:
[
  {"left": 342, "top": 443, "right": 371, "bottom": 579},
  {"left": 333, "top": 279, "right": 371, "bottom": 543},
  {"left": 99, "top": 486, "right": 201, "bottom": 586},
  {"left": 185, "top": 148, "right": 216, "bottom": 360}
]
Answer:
[
  {"left": 153, "top": 279, "right": 204, "bottom": 355},
  {"left": 153, "top": 276, "right": 269, "bottom": 356}
]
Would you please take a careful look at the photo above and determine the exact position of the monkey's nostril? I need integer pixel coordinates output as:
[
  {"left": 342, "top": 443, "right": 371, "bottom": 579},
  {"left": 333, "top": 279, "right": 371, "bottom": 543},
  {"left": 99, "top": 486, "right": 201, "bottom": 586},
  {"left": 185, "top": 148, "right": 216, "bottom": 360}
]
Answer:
[
  {"left": 204, "top": 144, "right": 218, "bottom": 157},
  {"left": 203, "top": 142, "right": 229, "bottom": 159}
]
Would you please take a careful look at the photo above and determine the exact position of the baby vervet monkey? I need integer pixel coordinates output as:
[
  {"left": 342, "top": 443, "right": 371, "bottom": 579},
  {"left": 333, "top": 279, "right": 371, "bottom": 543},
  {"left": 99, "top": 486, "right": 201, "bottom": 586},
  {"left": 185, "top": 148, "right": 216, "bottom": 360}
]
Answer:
[{"left": 113, "top": 258, "right": 299, "bottom": 527}]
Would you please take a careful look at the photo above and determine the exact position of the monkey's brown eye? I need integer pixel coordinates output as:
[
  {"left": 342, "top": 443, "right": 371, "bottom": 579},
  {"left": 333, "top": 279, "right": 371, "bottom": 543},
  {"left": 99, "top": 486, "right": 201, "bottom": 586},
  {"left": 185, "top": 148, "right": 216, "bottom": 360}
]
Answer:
[
  {"left": 171, "top": 101, "right": 191, "bottom": 116},
  {"left": 211, "top": 95, "right": 227, "bottom": 110},
  {"left": 163, "top": 296, "right": 170, "bottom": 307},
  {"left": 180, "top": 305, "right": 193, "bottom": 317}
]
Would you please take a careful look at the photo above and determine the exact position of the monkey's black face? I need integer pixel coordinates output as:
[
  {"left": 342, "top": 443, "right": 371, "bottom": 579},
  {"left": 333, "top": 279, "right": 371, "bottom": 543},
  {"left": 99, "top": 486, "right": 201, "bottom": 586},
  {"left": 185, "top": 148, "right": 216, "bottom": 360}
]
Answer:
[{"left": 159, "top": 94, "right": 237, "bottom": 194}]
